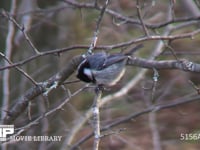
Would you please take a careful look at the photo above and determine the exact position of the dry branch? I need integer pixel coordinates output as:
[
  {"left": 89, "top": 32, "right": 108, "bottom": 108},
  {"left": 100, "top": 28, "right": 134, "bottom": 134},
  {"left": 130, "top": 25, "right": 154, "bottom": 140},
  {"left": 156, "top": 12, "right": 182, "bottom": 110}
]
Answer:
[
  {"left": 3, "top": 52, "right": 200, "bottom": 124},
  {"left": 2, "top": 55, "right": 83, "bottom": 124}
]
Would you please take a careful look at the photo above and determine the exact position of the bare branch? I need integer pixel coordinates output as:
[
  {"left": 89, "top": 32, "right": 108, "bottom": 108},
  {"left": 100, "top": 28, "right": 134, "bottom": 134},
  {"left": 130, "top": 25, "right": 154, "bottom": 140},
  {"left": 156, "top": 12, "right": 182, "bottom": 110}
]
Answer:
[
  {"left": 127, "top": 57, "right": 200, "bottom": 73},
  {"left": 88, "top": 0, "right": 109, "bottom": 54},
  {"left": 1, "top": 28, "right": 200, "bottom": 71},
  {"left": 62, "top": 0, "right": 200, "bottom": 29},
  {"left": 92, "top": 89, "right": 102, "bottom": 150},
  {"left": 1, "top": 1, "right": 200, "bottom": 149},
  {"left": 2, "top": 55, "right": 83, "bottom": 124},
  {"left": 0, "top": 52, "right": 38, "bottom": 85},
  {"left": 1, "top": 1, "right": 18, "bottom": 150},
  {"left": 136, "top": 0, "right": 149, "bottom": 36},
  {"left": 1, "top": 86, "right": 85, "bottom": 145},
  {"left": 70, "top": 94, "right": 200, "bottom": 149},
  {"left": 180, "top": 0, "right": 200, "bottom": 17},
  {"left": 2, "top": 10, "right": 41, "bottom": 54}
]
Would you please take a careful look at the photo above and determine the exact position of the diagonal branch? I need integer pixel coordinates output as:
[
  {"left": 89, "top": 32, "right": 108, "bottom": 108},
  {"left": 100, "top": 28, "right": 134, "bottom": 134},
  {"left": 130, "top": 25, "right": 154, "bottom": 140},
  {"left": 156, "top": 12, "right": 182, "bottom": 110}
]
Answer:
[
  {"left": 1, "top": 28, "right": 200, "bottom": 71},
  {"left": 70, "top": 94, "right": 200, "bottom": 150},
  {"left": 3, "top": 51, "right": 200, "bottom": 124},
  {"left": 87, "top": 0, "right": 109, "bottom": 54},
  {"left": 62, "top": 0, "right": 200, "bottom": 29},
  {"left": 2, "top": 55, "right": 83, "bottom": 124}
]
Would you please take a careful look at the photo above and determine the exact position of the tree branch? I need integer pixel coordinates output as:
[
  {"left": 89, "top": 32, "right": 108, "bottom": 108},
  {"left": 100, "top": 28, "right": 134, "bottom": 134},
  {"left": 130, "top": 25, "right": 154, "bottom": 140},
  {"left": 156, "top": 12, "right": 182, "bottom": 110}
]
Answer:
[
  {"left": 2, "top": 55, "right": 83, "bottom": 124},
  {"left": 70, "top": 94, "right": 200, "bottom": 150},
  {"left": 1, "top": 28, "right": 200, "bottom": 71},
  {"left": 127, "top": 57, "right": 200, "bottom": 73}
]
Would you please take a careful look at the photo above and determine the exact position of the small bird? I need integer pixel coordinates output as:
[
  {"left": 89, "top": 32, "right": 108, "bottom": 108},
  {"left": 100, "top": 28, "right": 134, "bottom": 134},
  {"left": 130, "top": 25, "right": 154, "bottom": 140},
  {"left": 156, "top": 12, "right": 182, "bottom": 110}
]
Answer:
[{"left": 77, "top": 44, "right": 143, "bottom": 86}]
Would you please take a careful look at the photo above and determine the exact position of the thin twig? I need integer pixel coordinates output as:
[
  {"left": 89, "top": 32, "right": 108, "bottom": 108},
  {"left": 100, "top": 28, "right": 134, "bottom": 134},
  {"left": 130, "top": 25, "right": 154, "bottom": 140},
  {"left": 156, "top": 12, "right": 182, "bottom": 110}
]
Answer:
[
  {"left": 63, "top": 0, "right": 200, "bottom": 29},
  {"left": 1, "top": 28, "right": 200, "bottom": 72},
  {"left": 2, "top": 10, "right": 41, "bottom": 54},
  {"left": 1, "top": 1, "right": 17, "bottom": 119},
  {"left": 70, "top": 94, "right": 200, "bottom": 149},
  {"left": 0, "top": 52, "right": 38, "bottom": 85},
  {"left": 149, "top": 112, "right": 162, "bottom": 150},
  {"left": 170, "top": 0, "right": 176, "bottom": 19},
  {"left": 14, "top": 0, "right": 35, "bottom": 46},
  {"left": 151, "top": 68, "right": 159, "bottom": 103},
  {"left": 188, "top": 80, "right": 200, "bottom": 94},
  {"left": 164, "top": 44, "right": 179, "bottom": 61},
  {"left": 1, "top": 1, "right": 17, "bottom": 150},
  {"left": 1, "top": 85, "right": 85, "bottom": 145},
  {"left": 87, "top": 0, "right": 109, "bottom": 54},
  {"left": 93, "top": 88, "right": 102, "bottom": 150},
  {"left": 136, "top": 0, "right": 149, "bottom": 36}
]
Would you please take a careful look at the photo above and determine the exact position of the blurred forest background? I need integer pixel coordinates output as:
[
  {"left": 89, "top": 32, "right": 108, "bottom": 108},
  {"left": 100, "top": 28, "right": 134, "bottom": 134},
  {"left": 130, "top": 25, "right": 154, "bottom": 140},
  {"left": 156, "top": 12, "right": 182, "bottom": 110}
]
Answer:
[{"left": 1, "top": 0, "right": 200, "bottom": 150}]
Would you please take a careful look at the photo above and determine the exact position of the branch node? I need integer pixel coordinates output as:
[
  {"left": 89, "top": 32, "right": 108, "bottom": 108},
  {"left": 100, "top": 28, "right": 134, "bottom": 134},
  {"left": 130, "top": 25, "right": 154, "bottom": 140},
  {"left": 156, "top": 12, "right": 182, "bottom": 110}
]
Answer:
[
  {"left": 153, "top": 68, "right": 159, "bottom": 82},
  {"left": 43, "top": 81, "right": 59, "bottom": 96},
  {"left": 180, "top": 59, "right": 195, "bottom": 71}
]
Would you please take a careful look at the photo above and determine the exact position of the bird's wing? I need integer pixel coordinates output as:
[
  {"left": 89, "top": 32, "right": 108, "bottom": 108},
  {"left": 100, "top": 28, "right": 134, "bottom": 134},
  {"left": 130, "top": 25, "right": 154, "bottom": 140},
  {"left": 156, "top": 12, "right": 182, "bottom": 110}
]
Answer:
[
  {"left": 87, "top": 52, "right": 107, "bottom": 69},
  {"left": 101, "top": 54, "right": 127, "bottom": 69}
]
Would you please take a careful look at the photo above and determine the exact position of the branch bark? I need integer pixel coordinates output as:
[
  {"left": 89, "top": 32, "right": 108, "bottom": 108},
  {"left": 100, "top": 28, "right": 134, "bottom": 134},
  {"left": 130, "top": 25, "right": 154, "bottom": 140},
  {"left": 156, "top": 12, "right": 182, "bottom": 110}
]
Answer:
[{"left": 2, "top": 55, "right": 83, "bottom": 124}]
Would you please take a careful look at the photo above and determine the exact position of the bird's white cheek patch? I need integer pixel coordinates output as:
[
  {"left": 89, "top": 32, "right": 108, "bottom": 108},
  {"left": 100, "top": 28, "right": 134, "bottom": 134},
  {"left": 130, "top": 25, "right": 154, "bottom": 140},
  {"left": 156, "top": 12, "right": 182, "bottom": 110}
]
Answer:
[{"left": 83, "top": 68, "right": 93, "bottom": 79}]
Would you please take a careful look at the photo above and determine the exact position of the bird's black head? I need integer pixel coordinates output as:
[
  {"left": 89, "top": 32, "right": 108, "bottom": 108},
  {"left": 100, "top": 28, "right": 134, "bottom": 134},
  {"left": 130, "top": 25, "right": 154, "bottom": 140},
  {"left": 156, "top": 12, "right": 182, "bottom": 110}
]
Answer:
[{"left": 76, "top": 59, "right": 95, "bottom": 83}]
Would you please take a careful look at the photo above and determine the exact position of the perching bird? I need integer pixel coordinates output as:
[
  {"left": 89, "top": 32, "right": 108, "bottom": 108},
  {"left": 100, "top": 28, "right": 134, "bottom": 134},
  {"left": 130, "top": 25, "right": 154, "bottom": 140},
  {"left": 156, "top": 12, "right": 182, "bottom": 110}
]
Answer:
[{"left": 77, "top": 44, "right": 143, "bottom": 86}]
